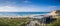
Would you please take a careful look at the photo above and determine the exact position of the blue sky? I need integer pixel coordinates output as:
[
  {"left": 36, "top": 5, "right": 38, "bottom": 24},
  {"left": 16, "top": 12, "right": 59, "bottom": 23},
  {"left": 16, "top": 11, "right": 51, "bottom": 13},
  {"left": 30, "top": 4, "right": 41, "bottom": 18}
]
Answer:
[{"left": 0, "top": 0, "right": 60, "bottom": 12}]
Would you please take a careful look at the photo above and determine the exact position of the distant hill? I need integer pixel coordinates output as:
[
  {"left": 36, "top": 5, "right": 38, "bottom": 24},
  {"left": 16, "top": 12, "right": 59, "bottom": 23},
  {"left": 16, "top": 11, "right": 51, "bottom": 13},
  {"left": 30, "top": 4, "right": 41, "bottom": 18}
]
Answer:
[
  {"left": 46, "top": 10, "right": 60, "bottom": 16},
  {"left": 55, "top": 10, "right": 60, "bottom": 14}
]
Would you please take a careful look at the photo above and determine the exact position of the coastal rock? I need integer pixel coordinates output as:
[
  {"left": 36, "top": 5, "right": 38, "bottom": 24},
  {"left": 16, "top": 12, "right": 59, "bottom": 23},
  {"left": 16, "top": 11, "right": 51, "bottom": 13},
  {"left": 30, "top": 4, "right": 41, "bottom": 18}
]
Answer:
[{"left": 39, "top": 16, "right": 56, "bottom": 24}]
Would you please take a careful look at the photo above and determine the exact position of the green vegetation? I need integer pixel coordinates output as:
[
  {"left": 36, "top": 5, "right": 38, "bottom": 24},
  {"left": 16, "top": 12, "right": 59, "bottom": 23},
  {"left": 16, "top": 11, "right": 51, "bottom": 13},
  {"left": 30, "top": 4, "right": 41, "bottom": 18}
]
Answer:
[
  {"left": 45, "top": 10, "right": 60, "bottom": 26},
  {"left": 55, "top": 10, "right": 60, "bottom": 14},
  {"left": 0, "top": 17, "right": 30, "bottom": 26},
  {"left": 39, "top": 16, "right": 60, "bottom": 26},
  {"left": 46, "top": 16, "right": 60, "bottom": 26},
  {"left": 54, "top": 10, "right": 60, "bottom": 15},
  {"left": 42, "top": 10, "right": 60, "bottom": 26}
]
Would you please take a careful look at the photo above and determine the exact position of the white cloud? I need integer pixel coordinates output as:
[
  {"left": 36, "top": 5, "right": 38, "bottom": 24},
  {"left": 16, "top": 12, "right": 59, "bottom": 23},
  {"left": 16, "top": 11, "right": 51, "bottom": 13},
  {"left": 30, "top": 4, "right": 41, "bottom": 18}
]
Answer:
[
  {"left": 0, "top": 6, "right": 18, "bottom": 12},
  {"left": 0, "top": 6, "right": 41, "bottom": 12},
  {"left": 48, "top": 6, "right": 57, "bottom": 10},
  {"left": 22, "top": 0, "right": 31, "bottom": 3},
  {"left": 0, "top": 5, "right": 59, "bottom": 12}
]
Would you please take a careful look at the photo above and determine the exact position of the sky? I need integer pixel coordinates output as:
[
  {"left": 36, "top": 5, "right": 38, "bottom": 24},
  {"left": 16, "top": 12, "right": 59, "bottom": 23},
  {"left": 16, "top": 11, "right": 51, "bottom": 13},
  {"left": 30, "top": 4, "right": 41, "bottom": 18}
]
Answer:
[{"left": 0, "top": 0, "right": 60, "bottom": 12}]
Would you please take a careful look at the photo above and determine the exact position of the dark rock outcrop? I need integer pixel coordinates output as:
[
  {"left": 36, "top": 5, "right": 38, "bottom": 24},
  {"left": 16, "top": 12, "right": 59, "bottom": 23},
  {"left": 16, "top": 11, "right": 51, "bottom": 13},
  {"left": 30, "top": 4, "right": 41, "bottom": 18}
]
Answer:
[{"left": 40, "top": 16, "right": 56, "bottom": 24}]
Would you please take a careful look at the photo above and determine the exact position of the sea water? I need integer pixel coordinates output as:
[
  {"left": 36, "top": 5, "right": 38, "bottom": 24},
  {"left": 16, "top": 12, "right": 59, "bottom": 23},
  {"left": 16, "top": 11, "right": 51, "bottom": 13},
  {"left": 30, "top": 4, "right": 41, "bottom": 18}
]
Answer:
[{"left": 0, "top": 12, "right": 49, "bottom": 16}]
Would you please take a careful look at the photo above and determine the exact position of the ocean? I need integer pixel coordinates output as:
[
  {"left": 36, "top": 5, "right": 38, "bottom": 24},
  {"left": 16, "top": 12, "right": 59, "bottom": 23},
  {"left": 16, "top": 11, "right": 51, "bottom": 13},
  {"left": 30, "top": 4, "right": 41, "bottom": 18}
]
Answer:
[{"left": 0, "top": 12, "right": 49, "bottom": 16}]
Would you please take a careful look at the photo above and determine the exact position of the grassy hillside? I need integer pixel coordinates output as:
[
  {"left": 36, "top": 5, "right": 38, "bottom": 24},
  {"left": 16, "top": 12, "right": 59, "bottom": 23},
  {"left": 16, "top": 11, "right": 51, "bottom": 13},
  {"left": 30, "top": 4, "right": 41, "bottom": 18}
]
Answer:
[
  {"left": 0, "top": 17, "right": 30, "bottom": 26},
  {"left": 45, "top": 16, "right": 60, "bottom": 26},
  {"left": 39, "top": 10, "right": 60, "bottom": 26},
  {"left": 55, "top": 10, "right": 60, "bottom": 14},
  {"left": 45, "top": 10, "right": 60, "bottom": 26}
]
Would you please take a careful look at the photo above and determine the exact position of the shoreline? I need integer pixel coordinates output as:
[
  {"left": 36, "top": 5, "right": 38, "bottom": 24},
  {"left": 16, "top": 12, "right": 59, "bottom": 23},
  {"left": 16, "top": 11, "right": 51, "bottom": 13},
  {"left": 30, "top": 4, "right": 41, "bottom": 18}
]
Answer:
[{"left": 0, "top": 14, "right": 46, "bottom": 17}]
